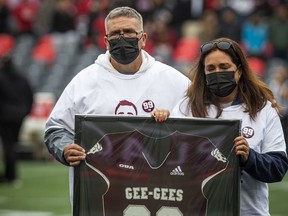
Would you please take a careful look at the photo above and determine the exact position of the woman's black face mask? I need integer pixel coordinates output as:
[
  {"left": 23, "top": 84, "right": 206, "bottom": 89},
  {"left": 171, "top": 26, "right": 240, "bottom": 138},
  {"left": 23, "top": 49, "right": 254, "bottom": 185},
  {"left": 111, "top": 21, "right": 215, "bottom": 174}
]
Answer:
[
  {"left": 205, "top": 71, "right": 237, "bottom": 97},
  {"left": 108, "top": 37, "right": 140, "bottom": 65}
]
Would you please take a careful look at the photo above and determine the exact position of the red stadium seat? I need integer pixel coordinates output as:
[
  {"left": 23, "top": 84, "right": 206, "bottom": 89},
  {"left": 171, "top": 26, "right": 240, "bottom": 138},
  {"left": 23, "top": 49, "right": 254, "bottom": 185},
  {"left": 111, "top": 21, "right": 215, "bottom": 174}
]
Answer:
[
  {"left": 173, "top": 37, "right": 201, "bottom": 63},
  {"left": 0, "top": 34, "right": 15, "bottom": 57},
  {"left": 247, "top": 57, "right": 266, "bottom": 77},
  {"left": 32, "top": 35, "right": 56, "bottom": 63}
]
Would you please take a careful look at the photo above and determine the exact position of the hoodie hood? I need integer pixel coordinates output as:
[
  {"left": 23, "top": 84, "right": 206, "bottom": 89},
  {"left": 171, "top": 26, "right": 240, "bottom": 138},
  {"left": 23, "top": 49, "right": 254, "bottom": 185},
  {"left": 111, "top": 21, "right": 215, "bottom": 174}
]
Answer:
[{"left": 95, "top": 50, "right": 155, "bottom": 77}]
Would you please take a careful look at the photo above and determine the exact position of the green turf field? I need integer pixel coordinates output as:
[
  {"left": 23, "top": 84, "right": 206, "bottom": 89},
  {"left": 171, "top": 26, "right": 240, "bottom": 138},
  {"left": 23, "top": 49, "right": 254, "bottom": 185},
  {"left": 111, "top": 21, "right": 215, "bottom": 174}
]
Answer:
[
  {"left": 0, "top": 161, "right": 287, "bottom": 216},
  {"left": 0, "top": 161, "right": 71, "bottom": 216}
]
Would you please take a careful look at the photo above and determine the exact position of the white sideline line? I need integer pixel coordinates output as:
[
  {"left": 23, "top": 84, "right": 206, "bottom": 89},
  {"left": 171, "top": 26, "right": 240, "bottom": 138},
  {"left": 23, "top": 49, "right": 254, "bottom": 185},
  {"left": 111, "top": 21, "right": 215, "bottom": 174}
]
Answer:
[
  {"left": 0, "top": 196, "right": 69, "bottom": 205},
  {"left": 269, "top": 182, "right": 288, "bottom": 191},
  {"left": 0, "top": 210, "right": 70, "bottom": 216},
  {"left": 0, "top": 210, "right": 52, "bottom": 216}
]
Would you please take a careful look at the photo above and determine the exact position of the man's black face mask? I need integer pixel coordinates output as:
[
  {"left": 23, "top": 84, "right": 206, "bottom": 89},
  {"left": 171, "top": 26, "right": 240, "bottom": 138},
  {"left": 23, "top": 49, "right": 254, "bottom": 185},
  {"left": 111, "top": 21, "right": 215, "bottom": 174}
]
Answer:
[{"left": 108, "top": 37, "right": 140, "bottom": 65}]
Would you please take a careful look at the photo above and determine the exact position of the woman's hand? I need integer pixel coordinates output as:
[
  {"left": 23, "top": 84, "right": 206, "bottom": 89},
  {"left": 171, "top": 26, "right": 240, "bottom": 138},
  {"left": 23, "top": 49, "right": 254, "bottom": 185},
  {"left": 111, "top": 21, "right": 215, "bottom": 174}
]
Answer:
[
  {"left": 234, "top": 136, "right": 250, "bottom": 164},
  {"left": 151, "top": 109, "right": 170, "bottom": 122}
]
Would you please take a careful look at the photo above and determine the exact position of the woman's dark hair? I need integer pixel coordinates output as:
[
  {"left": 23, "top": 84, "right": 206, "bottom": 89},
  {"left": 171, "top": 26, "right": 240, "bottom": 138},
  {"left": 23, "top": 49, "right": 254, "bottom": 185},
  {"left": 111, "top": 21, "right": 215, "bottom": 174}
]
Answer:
[{"left": 186, "top": 37, "right": 279, "bottom": 120}]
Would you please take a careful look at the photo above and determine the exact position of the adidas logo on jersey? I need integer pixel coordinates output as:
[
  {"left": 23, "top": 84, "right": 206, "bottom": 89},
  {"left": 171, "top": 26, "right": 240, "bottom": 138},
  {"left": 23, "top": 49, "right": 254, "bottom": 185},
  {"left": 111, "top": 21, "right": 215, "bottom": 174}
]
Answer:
[{"left": 170, "top": 166, "right": 184, "bottom": 176}]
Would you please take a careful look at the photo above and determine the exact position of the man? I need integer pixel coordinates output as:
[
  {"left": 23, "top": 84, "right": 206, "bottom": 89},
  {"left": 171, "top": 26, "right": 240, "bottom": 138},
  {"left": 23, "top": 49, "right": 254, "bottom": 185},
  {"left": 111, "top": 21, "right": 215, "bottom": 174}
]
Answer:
[
  {"left": 0, "top": 53, "right": 34, "bottom": 184},
  {"left": 44, "top": 5, "right": 189, "bottom": 201}
]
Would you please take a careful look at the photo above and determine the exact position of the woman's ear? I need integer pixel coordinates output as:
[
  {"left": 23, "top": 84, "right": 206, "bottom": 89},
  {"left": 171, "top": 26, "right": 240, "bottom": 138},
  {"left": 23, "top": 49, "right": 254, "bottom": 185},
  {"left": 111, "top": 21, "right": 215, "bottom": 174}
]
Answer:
[{"left": 237, "top": 65, "right": 242, "bottom": 79}]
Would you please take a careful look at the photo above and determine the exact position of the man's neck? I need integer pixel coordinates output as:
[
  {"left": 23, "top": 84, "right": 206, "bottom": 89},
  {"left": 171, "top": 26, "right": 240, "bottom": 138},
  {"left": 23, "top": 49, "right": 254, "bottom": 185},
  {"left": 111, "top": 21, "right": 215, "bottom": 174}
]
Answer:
[{"left": 111, "top": 55, "right": 142, "bottom": 74}]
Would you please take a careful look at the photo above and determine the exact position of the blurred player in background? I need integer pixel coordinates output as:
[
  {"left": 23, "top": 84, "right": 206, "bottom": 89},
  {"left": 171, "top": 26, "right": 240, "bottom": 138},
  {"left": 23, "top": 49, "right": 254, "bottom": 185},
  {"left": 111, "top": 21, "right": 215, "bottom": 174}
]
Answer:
[{"left": 0, "top": 52, "right": 34, "bottom": 184}]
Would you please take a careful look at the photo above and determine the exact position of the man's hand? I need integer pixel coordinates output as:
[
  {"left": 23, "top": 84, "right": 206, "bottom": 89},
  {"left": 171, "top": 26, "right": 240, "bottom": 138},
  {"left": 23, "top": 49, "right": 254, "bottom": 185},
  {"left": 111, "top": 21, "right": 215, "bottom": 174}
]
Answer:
[{"left": 63, "top": 144, "right": 86, "bottom": 166}]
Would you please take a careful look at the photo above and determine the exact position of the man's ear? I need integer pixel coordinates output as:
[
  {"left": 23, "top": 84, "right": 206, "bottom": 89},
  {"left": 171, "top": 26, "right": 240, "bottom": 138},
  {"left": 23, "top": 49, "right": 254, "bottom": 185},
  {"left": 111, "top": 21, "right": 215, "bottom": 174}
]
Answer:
[
  {"left": 140, "top": 33, "right": 147, "bottom": 49},
  {"left": 104, "top": 37, "right": 109, "bottom": 50}
]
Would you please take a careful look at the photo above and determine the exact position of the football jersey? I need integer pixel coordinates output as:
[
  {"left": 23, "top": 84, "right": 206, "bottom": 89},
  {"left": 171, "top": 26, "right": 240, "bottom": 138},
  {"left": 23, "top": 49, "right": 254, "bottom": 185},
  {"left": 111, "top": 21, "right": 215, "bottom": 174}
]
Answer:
[{"left": 78, "top": 130, "right": 229, "bottom": 216}]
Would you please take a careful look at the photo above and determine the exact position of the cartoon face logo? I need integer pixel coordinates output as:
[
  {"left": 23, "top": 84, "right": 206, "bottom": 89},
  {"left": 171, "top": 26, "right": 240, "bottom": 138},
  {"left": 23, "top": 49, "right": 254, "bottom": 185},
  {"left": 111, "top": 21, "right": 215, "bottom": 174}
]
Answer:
[
  {"left": 241, "top": 126, "right": 254, "bottom": 138},
  {"left": 142, "top": 100, "right": 155, "bottom": 113},
  {"left": 115, "top": 100, "right": 138, "bottom": 116}
]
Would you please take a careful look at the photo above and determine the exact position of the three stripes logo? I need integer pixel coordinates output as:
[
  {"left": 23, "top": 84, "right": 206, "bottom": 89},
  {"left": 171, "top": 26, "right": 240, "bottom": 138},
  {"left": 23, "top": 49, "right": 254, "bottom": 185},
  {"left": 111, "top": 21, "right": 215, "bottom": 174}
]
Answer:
[{"left": 170, "top": 166, "right": 184, "bottom": 176}]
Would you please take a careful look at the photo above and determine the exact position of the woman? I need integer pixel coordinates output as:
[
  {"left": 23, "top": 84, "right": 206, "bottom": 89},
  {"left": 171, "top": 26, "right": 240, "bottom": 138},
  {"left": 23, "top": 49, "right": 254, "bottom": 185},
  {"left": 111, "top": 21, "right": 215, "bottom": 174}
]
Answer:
[{"left": 153, "top": 38, "right": 288, "bottom": 215}]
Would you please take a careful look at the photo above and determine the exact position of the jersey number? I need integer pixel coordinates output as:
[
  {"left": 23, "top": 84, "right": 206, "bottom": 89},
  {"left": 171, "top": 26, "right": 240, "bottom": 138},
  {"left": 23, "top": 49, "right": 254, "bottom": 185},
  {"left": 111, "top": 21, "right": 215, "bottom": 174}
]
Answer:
[
  {"left": 124, "top": 205, "right": 183, "bottom": 216},
  {"left": 143, "top": 101, "right": 154, "bottom": 110}
]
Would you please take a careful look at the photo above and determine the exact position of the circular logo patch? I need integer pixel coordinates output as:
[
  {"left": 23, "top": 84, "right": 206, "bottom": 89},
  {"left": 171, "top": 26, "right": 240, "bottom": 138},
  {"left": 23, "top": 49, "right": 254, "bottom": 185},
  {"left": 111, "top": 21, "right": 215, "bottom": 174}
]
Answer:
[
  {"left": 142, "top": 100, "right": 155, "bottom": 113},
  {"left": 241, "top": 126, "right": 254, "bottom": 138}
]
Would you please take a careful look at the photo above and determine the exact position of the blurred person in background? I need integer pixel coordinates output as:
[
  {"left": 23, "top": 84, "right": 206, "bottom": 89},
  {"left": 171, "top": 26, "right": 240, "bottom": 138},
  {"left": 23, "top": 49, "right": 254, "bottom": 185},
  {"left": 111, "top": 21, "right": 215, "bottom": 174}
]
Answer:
[
  {"left": 216, "top": 6, "right": 241, "bottom": 42},
  {"left": 84, "top": 0, "right": 110, "bottom": 50},
  {"left": 50, "top": 0, "right": 76, "bottom": 33},
  {"left": 0, "top": 0, "right": 11, "bottom": 34},
  {"left": 154, "top": 38, "right": 288, "bottom": 215},
  {"left": 268, "top": 2, "right": 288, "bottom": 61},
  {"left": 33, "top": 0, "right": 56, "bottom": 36},
  {"left": 199, "top": 9, "right": 219, "bottom": 43},
  {"left": 241, "top": 10, "right": 270, "bottom": 60},
  {"left": 268, "top": 64, "right": 288, "bottom": 149},
  {"left": 11, "top": 0, "right": 39, "bottom": 37},
  {"left": 0, "top": 51, "right": 34, "bottom": 184}
]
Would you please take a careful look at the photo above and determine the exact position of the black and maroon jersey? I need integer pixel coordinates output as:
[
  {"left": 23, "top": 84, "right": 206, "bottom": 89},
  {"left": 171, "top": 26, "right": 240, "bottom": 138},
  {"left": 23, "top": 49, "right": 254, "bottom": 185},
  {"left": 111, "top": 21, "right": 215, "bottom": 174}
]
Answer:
[{"left": 80, "top": 130, "right": 229, "bottom": 216}]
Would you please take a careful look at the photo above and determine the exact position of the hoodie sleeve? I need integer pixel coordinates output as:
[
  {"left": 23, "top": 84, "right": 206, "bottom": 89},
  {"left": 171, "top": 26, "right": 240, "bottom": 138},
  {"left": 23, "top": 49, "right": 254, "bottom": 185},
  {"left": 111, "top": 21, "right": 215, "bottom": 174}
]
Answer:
[
  {"left": 242, "top": 149, "right": 288, "bottom": 183},
  {"left": 44, "top": 127, "right": 73, "bottom": 166},
  {"left": 242, "top": 102, "right": 288, "bottom": 182}
]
